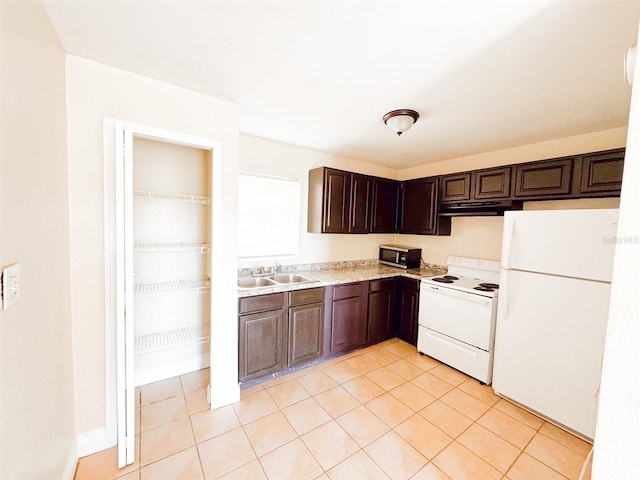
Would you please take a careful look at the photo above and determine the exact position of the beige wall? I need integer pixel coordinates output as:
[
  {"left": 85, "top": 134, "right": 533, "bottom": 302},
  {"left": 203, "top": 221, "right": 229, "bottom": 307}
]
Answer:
[
  {"left": 239, "top": 134, "right": 398, "bottom": 267},
  {"left": 66, "top": 56, "right": 240, "bottom": 446},
  {"left": 1, "top": 2, "right": 76, "bottom": 479}
]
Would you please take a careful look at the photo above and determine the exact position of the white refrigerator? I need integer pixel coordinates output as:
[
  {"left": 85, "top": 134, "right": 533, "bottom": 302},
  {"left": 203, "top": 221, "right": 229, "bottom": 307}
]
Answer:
[{"left": 493, "top": 208, "right": 619, "bottom": 440}]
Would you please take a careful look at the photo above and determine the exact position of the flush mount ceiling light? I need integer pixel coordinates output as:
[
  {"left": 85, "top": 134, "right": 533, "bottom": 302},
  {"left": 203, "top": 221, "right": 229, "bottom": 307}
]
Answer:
[
  {"left": 624, "top": 43, "right": 636, "bottom": 86},
  {"left": 383, "top": 109, "right": 419, "bottom": 136}
]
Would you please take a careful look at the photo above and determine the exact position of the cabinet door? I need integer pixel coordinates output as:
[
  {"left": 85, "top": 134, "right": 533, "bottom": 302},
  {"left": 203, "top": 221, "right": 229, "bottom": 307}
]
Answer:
[
  {"left": 472, "top": 166, "right": 512, "bottom": 200},
  {"left": 288, "top": 302, "right": 324, "bottom": 367},
  {"left": 367, "top": 279, "right": 396, "bottom": 344},
  {"left": 330, "top": 283, "right": 367, "bottom": 353},
  {"left": 397, "top": 278, "right": 420, "bottom": 346},
  {"left": 513, "top": 158, "right": 574, "bottom": 198},
  {"left": 440, "top": 173, "right": 471, "bottom": 203},
  {"left": 399, "top": 178, "right": 439, "bottom": 234},
  {"left": 370, "top": 178, "right": 399, "bottom": 233},
  {"left": 322, "top": 168, "right": 351, "bottom": 233},
  {"left": 331, "top": 297, "right": 366, "bottom": 353},
  {"left": 238, "top": 309, "right": 284, "bottom": 381},
  {"left": 349, "top": 174, "right": 372, "bottom": 233},
  {"left": 579, "top": 150, "right": 625, "bottom": 195}
]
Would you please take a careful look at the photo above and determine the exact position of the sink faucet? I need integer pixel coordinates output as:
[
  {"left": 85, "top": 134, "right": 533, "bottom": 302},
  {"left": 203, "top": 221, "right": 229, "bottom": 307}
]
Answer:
[{"left": 252, "top": 263, "right": 281, "bottom": 277}]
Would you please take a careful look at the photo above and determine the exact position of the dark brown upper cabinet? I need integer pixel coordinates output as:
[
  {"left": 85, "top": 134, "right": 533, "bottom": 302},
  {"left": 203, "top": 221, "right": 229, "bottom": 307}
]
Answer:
[
  {"left": 308, "top": 167, "right": 350, "bottom": 233},
  {"left": 513, "top": 157, "right": 574, "bottom": 199},
  {"left": 441, "top": 167, "right": 511, "bottom": 204},
  {"left": 473, "top": 166, "right": 512, "bottom": 200},
  {"left": 308, "top": 167, "right": 371, "bottom": 234},
  {"left": 440, "top": 173, "right": 471, "bottom": 203},
  {"left": 349, "top": 173, "right": 372, "bottom": 233},
  {"left": 399, "top": 177, "right": 451, "bottom": 235},
  {"left": 370, "top": 177, "right": 400, "bottom": 233},
  {"left": 578, "top": 149, "right": 625, "bottom": 196}
]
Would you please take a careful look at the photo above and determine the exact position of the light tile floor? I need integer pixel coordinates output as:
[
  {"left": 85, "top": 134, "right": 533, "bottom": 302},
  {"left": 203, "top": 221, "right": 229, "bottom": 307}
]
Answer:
[{"left": 74, "top": 339, "right": 593, "bottom": 480}]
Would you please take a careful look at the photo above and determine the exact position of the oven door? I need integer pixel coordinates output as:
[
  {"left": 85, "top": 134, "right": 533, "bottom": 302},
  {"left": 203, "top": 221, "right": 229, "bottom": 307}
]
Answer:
[{"left": 418, "top": 283, "right": 495, "bottom": 351}]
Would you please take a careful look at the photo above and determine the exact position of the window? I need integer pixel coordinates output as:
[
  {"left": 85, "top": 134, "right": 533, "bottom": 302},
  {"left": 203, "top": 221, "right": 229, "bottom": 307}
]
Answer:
[{"left": 237, "top": 172, "right": 300, "bottom": 258}]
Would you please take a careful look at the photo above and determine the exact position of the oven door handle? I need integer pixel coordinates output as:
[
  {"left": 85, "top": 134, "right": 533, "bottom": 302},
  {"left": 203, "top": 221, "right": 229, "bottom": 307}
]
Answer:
[{"left": 425, "top": 286, "right": 492, "bottom": 305}]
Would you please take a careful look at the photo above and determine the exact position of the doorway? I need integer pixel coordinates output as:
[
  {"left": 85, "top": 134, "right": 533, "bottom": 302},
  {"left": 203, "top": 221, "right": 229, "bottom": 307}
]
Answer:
[{"left": 104, "top": 120, "right": 222, "bottom": 467}]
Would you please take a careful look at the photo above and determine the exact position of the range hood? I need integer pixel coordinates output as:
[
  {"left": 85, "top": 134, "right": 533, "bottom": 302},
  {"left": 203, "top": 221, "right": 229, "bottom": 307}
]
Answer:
[{"left": 438, "top": 200, "right": 523, "bottom": 217}]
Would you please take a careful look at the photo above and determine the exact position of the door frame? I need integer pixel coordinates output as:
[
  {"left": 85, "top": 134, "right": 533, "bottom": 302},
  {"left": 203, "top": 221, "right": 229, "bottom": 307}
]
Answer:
[{"left": 103, "top": 119, "right": 221, "bottom": 467}]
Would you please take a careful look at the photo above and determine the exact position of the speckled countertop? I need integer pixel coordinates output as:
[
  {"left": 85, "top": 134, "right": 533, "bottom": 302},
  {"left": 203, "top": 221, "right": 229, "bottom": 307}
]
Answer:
[{"left": 237, "top": 262, "right": 446, "bottom": 298}]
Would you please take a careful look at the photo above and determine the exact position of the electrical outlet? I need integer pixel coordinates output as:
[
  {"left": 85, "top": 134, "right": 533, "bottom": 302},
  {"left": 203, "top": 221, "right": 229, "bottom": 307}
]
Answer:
[{"left": 2, "top": 263, "right": 20, "bottom": 310}]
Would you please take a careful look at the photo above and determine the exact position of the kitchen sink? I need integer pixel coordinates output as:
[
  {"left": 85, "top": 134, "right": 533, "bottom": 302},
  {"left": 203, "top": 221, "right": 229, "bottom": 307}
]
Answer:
[
  {"left": 237, "top": 277, "right": 277, "bottom": 289},
  {"left": 270, "top": 274, "right": 315, "bottom": 284},
  {"left": 237, "top": 273, "right": 317, "bottom": 289}
]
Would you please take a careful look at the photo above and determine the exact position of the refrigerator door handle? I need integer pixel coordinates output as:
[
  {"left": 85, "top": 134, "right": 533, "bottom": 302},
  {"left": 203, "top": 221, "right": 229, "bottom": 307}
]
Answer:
[
  {"left": 500, "top": 269, "right": 509, "bottom": 319},
  {"left": 502, "top": 215, "right": 515, "bottom": 269}
]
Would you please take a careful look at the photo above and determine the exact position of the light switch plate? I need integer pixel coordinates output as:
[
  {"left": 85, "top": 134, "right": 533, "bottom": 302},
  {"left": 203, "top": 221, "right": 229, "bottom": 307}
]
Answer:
[{"left": 2, "top": 263, "right": 20, "bottom": 310}]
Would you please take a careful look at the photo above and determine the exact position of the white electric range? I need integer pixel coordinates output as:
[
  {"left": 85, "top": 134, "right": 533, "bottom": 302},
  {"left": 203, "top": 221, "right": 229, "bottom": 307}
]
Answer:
[{"left": 417, "top": 256, "right": 500, "bottom": 384}]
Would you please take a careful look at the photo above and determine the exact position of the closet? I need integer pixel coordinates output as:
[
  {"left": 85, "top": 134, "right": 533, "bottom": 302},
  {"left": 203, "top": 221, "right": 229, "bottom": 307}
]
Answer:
[{"left": 131, "top": 137, "right": 212, "bottom": 386}]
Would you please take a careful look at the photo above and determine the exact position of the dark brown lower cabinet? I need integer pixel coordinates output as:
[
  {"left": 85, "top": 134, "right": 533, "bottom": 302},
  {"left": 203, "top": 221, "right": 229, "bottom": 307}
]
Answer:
[
  {"left": 397, "top": 277, "right": 420, "bottom": 346},
  {"left": 367, "top": 278, "right": 396, "bottom": 344},
  {"left": 238, "top": 293, "right": 286, "bottom": 382},
  {"left": 329, "top": 282, "right": 368, "bottom": 354},
  {"left": 288, "top": 288, "right": 325, "bottom": 367},
  {"left": 239, "top": 278, "right": 424, "bottom": 383}
]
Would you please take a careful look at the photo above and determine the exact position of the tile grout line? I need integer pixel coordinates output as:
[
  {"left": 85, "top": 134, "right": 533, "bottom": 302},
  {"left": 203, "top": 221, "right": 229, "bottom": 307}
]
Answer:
[
  {"left": 264, "top": 354, "right": 398, "bottom": 478},
  {"left": 184, "top": 387, "right": 208, "bottom": 480},
  {"left": 108, "top": 345, "right": 590, "bottom": 480}
]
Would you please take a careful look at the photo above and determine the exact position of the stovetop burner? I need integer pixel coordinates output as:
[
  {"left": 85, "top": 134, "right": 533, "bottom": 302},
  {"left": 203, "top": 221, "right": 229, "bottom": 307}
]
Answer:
[
  {"left": 432, "top": 277, "right": 454, "bottom": 283},
  {"left": 443, "top": 275, "right": 459, "bottom": 280},
  {"left": 479, "top": 283, "right": 499, "bottom": 289},
  {"left": 473, "top": 285, "right": 495, "bottom": 292}
]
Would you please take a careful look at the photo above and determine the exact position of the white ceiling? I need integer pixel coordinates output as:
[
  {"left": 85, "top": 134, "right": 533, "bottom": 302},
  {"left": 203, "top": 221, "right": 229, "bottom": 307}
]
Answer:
[{"left": 43, "top": 1, "right": 640, "bottom": 169}]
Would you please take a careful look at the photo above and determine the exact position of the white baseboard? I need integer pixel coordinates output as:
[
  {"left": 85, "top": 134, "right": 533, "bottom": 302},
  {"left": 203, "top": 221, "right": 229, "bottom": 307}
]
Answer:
[
  {"left": 76, "top": 427, "right": 113, "bottom": 458},
  {"left": 60, "top": 440, "right": 78, "bottom": 480}
]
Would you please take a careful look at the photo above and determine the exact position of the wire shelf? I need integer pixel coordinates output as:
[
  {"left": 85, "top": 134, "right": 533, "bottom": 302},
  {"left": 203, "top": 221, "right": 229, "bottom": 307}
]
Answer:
[
  {"left": 133, "top": 190, "right": 210, "bottom": 205},
  {"left": 135, "top": 325, "right": 210, "bottom": 354},
  {"left": 134, "top": 242, "right": 210, "bottom": 253},
  {"left": 134, "top": 278, "right": 210, "bottom": 297}
]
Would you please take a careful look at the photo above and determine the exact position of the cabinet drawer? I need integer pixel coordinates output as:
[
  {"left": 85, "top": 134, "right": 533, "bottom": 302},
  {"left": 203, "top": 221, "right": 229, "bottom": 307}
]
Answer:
[
  {"left": 289, "top": 287, "right": 325, "bottom": 307},
  {"left": 398, "top": 276, "right": 420, "bottom": 292},
  {"left": 239, "top": 293, "right": 285, "bottom": 315},
  {"left": 333, "top": 282, "right": 364, "bottom": 300},
  {"left": 369, "top": 278, "right": 396, "bottom": 293}
]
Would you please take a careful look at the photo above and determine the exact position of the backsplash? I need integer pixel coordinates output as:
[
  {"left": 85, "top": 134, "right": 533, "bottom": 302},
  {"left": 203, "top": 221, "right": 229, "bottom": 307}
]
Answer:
[{"left": 238, "top": 259, "right": 446, "bottom": 277}]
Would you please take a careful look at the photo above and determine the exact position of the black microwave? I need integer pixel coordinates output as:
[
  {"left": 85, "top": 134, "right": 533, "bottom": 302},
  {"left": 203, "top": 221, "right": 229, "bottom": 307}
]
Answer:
[{"left": 379, "top": 245, "right": 422, "bottom": 269}]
